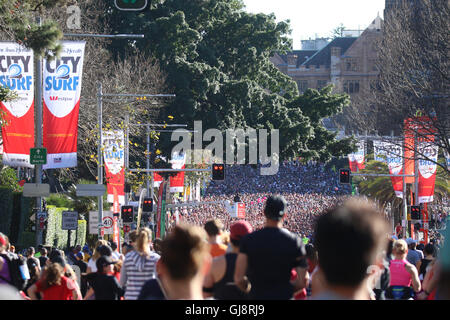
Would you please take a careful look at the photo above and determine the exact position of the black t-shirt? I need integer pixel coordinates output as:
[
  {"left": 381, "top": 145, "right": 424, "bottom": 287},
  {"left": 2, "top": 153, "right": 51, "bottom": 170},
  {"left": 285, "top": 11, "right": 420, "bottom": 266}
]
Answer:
[
  {"left": 239, "top": 227, "right": 308, "bottom": 300},
  {"left": 86, "top": 273, "right": 124, "bottom": 300},
  {"left": 138, "top": 278, "right": 166, "bottom": 300}
]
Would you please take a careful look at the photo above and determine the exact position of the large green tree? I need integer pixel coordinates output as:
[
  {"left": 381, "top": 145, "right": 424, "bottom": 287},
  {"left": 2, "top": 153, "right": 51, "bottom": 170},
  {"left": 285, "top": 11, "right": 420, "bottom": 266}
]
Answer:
[{"left": 106, "top": 0, "right": 355, "bottom": 162}]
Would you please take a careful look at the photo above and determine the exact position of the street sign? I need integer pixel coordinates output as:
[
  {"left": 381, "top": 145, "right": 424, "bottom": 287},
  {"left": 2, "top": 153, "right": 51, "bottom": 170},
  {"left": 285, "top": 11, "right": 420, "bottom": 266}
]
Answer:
[
  {"left": 30, "top": 148, "right": 47, "bottom": 165},
  {"left": 123, "top": 224, "right": 131, "bottom": 233},
  {"left": 23, "top": 183, "right": 50, "bottom": 197},
  {"left": 76, "top": 184, "right": 106, "bottom": 197},
  {"left": 62, "top": 211, "right": 78, "bottom": 230}
]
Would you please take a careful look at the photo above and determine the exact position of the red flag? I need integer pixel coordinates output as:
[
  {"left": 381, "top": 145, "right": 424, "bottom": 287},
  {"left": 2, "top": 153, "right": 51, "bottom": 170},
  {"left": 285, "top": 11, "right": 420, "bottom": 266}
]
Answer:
[
  {"left": 43, "top": 41, "right": 85, "bottom": 169},
  {"left": 0, "top": 42, "right": 35, "bottom": 168},
  {"left": 103, "top": 131, "right": 125, "bottom": 205}
]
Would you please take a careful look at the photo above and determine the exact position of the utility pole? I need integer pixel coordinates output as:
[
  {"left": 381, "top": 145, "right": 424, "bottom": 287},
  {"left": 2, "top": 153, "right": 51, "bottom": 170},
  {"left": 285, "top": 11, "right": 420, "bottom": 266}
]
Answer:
[{"left": 35, "top": 16, "right": 44, "bottom": 246}]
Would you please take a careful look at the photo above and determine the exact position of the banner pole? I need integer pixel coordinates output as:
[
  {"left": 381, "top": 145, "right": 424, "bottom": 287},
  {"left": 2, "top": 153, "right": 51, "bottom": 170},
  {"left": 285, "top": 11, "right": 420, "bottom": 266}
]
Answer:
[
  {"left": 146, "top": 125, "right": 150, "bottom": 197},
  {"left": 35, "top": 16, "right": 44, "bottom": 247},
  {"left": 97, "top": 82, "right": 104, "bottom": 239}
]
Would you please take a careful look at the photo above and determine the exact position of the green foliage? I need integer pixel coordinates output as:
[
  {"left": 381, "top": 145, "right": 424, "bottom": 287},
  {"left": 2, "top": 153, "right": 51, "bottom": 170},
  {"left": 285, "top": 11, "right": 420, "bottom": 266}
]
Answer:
[
  {"left": 107, "top": 0, "right": 352, "bottom": 163},
  {"left": 44, "top": 205, "right": 87, "bottom": 250},
  {"left": 45, "top": 193, "right": 73, "bottom": 209},
  {"left": 0, "top": 166, "right": 23, "bottom": 192},
  {"left": 0, "top": 0, "right": 66, "bottom": 59}
]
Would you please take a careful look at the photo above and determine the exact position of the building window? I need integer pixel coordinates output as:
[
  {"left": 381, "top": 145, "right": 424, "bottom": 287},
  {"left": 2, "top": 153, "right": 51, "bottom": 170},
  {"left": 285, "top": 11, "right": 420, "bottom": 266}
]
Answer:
[
  {"left": 297, "top": 80, "right": 308, "bottom": 93},
  {"left": 317, "top": 80, "right": 328, "bottom": 90},
  {"left": 345, "top": 58, "right": 358, "bottom": 71},
  {"left": 343, "top": 80, "right": 360, "bottom": 94},
  {"left": 369, "top": 59, "right": 378, "bottom": 72}
]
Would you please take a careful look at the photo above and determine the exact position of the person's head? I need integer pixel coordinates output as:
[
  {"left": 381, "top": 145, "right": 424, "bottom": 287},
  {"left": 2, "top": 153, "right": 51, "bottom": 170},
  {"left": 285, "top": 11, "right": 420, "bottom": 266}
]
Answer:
[
  {"left": 97, "top": 245, "right": 113, "bottom": 258},
  {"left": 229, "top": 220, "right": 253, "bottom": 249},
  {"left": 27, "top": 247, "right": 35, "bottom": 257},
  {"left": 75, "top": 245, "right": 81, "bottom": 253},
  {"left": 41, "top": 262, "right": 64, "bottom": 290},
  {"left": 40, "top": 247, "right": 47, "bottom": 256},
  {"left": 204, "top": 219, "right": 224, "bottom": 238},
  {"left": 49, "top": 255, "right": 67, "bottom": 269},
  {"left": 129, "top": 230, "right": 139, "bottom": 246},
  {"left": 423, "top": 243, "right": 436, "bottom": 257},
  {"left": 386, "top": 238, "right": 395, "bottom": 258},
  {"left": 96, "top": 256, "right": 115, "bottom": 274},
  {"left": 263, "top": 195, "right": 287, "bottom": 222},
  {"left": 92, "top": 240, "right": 109, "bottom": 260},
  {"left": 136, "top": 228, "right": 152, "bottom": 256},
  {"left": 75, "top": 252, "right": 84, "bottom": 261},
  {"left": 158, "top": 224, "right": 211, "bottom": 289},
  {"left": 0, "top": 233, "right": 7, "bottom": 253},
  {"left": 392, "top": 239, "right": 408, "bottom": 258},
  {"left": 314, "top": 198, "right": 389, "bottom": 290},
  {"left": 9, "top": 245, "right": 15, "bottom": 253},
  {"left": 110, "top": 241, "right": 118, "bottom": 252},
  {"left": 305, "top": 243, "right": 318, "bottom": 265},
  {"left": 153, "top": 238, "right": 163, "bottom": 255},
  {"left": 406, "top": 238, "right": 417, "bottom": 250}
]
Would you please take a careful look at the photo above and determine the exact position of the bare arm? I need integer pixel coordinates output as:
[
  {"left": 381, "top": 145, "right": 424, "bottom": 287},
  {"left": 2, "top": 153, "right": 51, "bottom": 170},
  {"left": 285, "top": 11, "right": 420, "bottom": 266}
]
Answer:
[
  {"left": 293, "top": 266, "right": 309, "bottom": 292},
  {"left": 83, "top": 287, "right": 94, "bottom": 300},
  {"left": 27, "top": 284, "right": 39, "bottom": 300},
  {"left": 406, "top": 263, "right": 421, "bottom": 292},
  {"left": 234, "top": 253, "right": 250, "bottom": 293}
]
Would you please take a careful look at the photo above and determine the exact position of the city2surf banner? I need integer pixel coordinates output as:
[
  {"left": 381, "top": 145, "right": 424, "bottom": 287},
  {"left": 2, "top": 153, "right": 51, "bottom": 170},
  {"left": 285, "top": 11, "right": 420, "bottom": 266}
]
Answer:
[
  {"left": 417, "top": 123, "right": 438, "bottom": 204},
  {"left": 103, "top": 130, "right": 125, "bottom": 205},
  {"left": 348, "top": 140, "right": 365, "bottom": 172},
  {"left": 0, "top": 42, "right": 34, "bottom": 168},
  {"left": 169, "top": 151, "right": 186, "bottom": 193},
  {"left": 43, "top": 41, "right": 85, "bottom": 169},
  {"left": 385, "top": 141, "right": 404, "bottom": 198}
]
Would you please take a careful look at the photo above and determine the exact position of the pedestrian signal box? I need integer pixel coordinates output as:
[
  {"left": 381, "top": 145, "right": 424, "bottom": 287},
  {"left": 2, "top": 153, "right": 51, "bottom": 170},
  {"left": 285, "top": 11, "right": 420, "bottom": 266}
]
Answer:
[
  {"left": 411, "top": 205, "right": 421, "bottom": 220},
  {"left": 143, "top": 198, "right": 153, "bottom": 212},
  {"left": 339, "top": 169, "right": 351, "bottom": 184},
  {"left": 121, "top": 206, "right": 134, "bottom": 223},
  {"left": 212, "top": 164, "right": 225, "bottom": 180}
]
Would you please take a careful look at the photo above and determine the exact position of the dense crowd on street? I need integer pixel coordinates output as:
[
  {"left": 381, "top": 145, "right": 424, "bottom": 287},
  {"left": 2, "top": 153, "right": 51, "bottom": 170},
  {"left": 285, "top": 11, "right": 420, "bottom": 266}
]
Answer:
[
  {"left": 180, "top": 162, "right": 352, "bottom": 238},
  {"left": 0, "top": 162, "right": 449, "bottom": 301}
]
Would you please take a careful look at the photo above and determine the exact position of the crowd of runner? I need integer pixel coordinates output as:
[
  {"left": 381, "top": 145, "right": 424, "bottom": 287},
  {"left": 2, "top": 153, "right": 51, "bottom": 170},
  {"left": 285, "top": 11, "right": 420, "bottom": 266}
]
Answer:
[{"left": 0, "top": 162, "right": 448, "bottom": 300}]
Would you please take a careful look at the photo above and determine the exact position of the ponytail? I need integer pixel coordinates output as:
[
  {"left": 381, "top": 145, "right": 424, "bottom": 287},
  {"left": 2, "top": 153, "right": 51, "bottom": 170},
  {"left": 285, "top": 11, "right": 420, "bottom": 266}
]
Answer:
[{"left": 136, "top": 228, "right": 152, "bottom": 256}]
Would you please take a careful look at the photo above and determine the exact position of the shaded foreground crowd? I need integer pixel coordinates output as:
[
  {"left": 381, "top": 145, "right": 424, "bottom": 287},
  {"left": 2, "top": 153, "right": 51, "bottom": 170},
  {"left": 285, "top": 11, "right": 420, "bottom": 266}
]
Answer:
[{"left": 1, "top": 195, "right": 449, "bottom": 300}]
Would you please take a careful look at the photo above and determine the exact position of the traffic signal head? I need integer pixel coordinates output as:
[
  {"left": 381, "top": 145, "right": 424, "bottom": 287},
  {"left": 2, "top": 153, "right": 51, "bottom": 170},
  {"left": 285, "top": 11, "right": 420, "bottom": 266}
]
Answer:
[
  {"left": 212, "top": 164, "right": 225, "bottom": 181},
  {"left": 115, "top": 0, "right": 148, "bottom": 11},
  {"left": 143, "top": 198, "right": 153, "bottom": 212},
  {"left": 411, "top": 205, "right": 421, "bottom": 220},
  {"left": 339, "top": 168, "right": 351, "bottom": 184},
  {"left": 121, "top": 205, "right": 134, "bottom": 223}
]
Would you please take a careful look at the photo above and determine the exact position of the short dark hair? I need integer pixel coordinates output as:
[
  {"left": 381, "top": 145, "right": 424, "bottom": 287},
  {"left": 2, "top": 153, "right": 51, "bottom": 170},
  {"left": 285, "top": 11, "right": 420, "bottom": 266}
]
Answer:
[
  {"left": 314, "top": 199, "right": 389, "bottom": 287},
  {"left": 110, "top": 241, "right": 118, "bottom": 251},
  {"left": 204, "top": 219, "right": 224, "bottom": 237},
  {"left": 264, "top": 195, "right": 287, "bottom": 221},
  {"left": 424, "top": 243, "right": 436, "bottom": 256}
]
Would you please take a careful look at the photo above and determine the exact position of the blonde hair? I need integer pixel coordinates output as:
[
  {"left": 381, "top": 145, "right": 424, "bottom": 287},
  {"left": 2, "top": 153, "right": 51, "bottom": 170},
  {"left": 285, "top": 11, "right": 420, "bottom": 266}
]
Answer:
[
  {"left": 136, "top": 228, "right": 152, "bottom": 256},
  {"left": 393, "top": 239, "right": 408, "bottom": 255},
  {"left": 92, "top": 240, "right": 108, "bottom": 260}
]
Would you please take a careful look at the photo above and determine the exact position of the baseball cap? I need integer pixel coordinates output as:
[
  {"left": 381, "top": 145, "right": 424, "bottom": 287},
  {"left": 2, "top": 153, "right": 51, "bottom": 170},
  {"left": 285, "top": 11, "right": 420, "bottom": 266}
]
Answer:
[
  {"left": 406, "top": 238, "right": 418, "bottom": 245},
  {"left": 76, "top": 252, "right": 84, "bottom": 260},
  {"left": 96, "top": 256, "right": 115, "bottom": 272},
  {"left": 230, "top": 220, "right": 253, "bottom": 241}
]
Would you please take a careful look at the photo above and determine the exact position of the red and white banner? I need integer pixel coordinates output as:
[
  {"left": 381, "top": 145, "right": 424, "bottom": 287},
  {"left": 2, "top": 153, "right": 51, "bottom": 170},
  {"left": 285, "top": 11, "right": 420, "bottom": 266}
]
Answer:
[
  {"left": 103, "top": 130, "right": 125, "bottom": 205},
  {"left": 385, "top": 141, "right": 404, "bottom": 198},
  {"left": 404, "top": 119, "right": 416, "bottom": 184},
  {"left": 417, "top": 137, "right": 438, "bottom": 204},
  {"left": 348, "top": 140, "right": 364, "bottom": 172},
  {"left": 373, "top": 140, "right": 387, "bottom": 163},
  {"left": 0, "top": 42, "right": 35, "bottom": 168},
  {"left": 153, "top": 152, "right": 186, "bottom": 193},
  {"left": 169, "top": 152, "right": 186, "bottom": 193},
  {"left": 43, "top": 41, "right": 85, "bottom": 169}
]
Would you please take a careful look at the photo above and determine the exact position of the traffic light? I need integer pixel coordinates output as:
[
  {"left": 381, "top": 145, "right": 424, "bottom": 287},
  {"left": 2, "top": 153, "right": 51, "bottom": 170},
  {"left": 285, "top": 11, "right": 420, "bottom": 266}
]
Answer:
[
  {"left": 411, "top": 205, "right": 421, "bottom": 220},
  {"left": 121, "top": 206, "right": 134, "bottom": 223},
  {"left": 143, "top": 198, "right": 153, "bottom": 212},
  {"left": 212, "top": 164, "right": 225, "bottom": 180},
  {"left": 339, "top": 168, "right": 351, "bottom": 184},
  {"left": 115, "top": 0, "right": 148, "bottom": 11}
]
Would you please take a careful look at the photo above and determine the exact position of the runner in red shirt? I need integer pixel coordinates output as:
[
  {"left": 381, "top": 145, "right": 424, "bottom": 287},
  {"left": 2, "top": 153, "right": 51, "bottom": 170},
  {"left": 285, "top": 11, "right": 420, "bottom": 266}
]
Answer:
[{"left": 28, "top": 258, "right": 80, "bottom": 300}]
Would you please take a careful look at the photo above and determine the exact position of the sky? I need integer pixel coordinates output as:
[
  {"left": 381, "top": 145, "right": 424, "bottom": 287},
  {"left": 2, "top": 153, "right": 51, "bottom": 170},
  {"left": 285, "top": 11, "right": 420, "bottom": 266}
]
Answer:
[{"left": 243, "top": 0, "right": 386, "bottom": 49}]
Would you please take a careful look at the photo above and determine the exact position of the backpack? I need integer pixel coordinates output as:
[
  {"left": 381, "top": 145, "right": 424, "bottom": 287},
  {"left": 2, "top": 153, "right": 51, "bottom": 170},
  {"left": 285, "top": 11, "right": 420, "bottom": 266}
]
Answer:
[{"left": 0, "top": 253, "right": 29, "bottom": 291}]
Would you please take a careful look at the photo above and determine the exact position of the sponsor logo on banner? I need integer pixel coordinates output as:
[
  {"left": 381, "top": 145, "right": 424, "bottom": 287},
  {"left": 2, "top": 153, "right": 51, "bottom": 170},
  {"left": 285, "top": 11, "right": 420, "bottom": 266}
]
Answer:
[
  {"left": 373, "top": 140, "right": 387, "bottom": 163},
  {"left": 0, "top": 42, "right": 35, "bottom": 168},
  {"left": 354, "top": 140, "right": 365, "bottom": 170},
  {"left": 418, "top": 137, "right": 438, "bottom": 204},
  {"left": 43, "top": 41, "right": 86, "bottom": 169},
  {"left": 103, "top": 130, "right": 125, "bottom": 205},
  {"left": 385, "top": 141, "right": 404, "bottom": 198}
]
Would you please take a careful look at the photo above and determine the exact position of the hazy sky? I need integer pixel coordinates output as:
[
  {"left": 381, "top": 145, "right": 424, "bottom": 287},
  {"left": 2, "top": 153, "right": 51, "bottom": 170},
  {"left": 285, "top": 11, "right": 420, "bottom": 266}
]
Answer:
[{"left": 243, "top": 0, "right": 386, "bottom": 49}]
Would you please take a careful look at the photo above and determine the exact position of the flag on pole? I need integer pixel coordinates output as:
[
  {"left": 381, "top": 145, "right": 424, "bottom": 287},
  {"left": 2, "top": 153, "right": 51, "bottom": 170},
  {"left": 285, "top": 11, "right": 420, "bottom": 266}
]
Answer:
[
  {"left": 103, "top": 130, "right": 125, "bottom": 205},
  {"left": 43, "top": 41, "right": 86, "bottom": 169},
  {"left": 0, "top": 42, "right": 35, "bottom": 168}
]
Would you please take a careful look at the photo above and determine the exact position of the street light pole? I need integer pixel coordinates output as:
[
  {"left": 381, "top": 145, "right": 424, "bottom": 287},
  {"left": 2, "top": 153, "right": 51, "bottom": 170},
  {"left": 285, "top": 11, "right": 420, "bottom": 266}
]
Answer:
[{"left": 97, "top": 82, "right": 104, "bottom": 239}]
